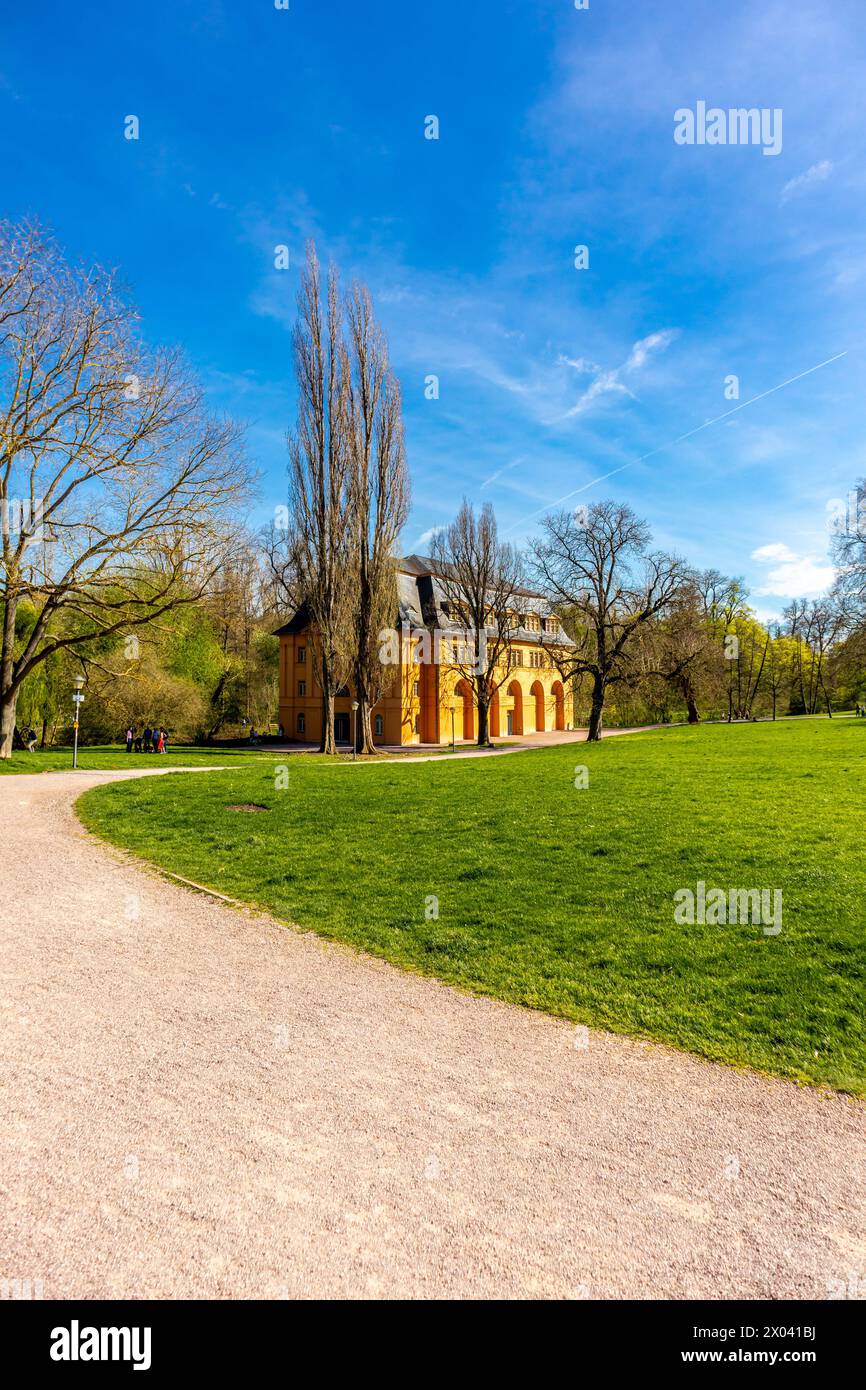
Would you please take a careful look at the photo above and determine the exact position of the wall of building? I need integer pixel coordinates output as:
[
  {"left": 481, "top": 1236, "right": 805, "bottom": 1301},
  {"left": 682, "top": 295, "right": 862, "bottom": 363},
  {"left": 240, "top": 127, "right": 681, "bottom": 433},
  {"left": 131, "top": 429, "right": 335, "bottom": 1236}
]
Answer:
[{"left": 278, "top": 628, "right": 572, "bottom": 746}]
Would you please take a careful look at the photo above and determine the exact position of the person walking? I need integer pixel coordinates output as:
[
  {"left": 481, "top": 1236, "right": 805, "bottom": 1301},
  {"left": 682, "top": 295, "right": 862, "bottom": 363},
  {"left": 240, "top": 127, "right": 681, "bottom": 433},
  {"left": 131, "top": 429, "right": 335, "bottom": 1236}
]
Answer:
[
  {"left": 156, "top": 727, "right": 165, "bottom": 754},
  {"left": 125, "top": 726, "right": 134, "bottom": 753}
]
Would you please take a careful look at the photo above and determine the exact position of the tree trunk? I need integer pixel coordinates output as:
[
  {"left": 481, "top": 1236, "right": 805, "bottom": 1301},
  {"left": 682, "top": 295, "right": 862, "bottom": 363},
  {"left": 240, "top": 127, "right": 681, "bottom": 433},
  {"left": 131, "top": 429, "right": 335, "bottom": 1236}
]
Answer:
[
  {"left": 0, "top": 688, "right": 19, "bottom": 759},
  {"left": 681, "top": 674, "right": 700, "bottom": 724},
  {"left": 587, "top": 674, "right": 605, "bottom": 742},
  {"left": 320, "top": 686, "right": 336, "bottom": 754},
  {"left": 476, "top": 696, "right": 490, "bottom": 748},
  {"left": 357, "top": 696, "right": 376, "bottom": 755},
  {"left": 0, "top": 590, "right": 18, "bottom": 759}
]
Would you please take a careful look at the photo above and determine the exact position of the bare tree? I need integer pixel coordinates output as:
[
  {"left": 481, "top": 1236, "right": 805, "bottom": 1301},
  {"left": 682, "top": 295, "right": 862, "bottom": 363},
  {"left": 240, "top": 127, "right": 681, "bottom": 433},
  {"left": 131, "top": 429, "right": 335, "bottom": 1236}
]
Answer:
[
  {"left": 694, "top": 569, "right": 750, "bottom": 721},
  {"left": 641, "top": 572, "right": 710, "bottom": 724},
  {"left": 260, "top": 515, "right": 302, "bottom": 618},
  {"left": 832, "top": 480, "right": 866, "bottom": 618},
  {"left": 763, "top": 627, "right": 793, "bottom": 721},
  {"left": 784, "top": 598, "right": 847, "bottom": 716},
  {"left": 345, "top": 284, "right": 409, "bottom": 754},
  {"left": 431, "top": 500, "right": 523, "bottom": 747},
  {"left": 0, "top": 221, "right": 249, "bottom": 758},
  {"left": 288, "top": 244, "right": 354, "bottom": 754},
  {"left": 732, "top": 621, "right": 771, "bottom": 720},
  {"left": 530, "top": 501, "right": 687, "bottom": 741}
]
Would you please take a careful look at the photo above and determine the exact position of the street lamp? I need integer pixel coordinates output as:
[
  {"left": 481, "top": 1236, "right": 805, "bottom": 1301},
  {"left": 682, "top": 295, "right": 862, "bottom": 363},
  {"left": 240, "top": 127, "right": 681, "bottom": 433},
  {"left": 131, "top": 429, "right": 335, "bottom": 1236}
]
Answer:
[
  {"left": 351, "top": 700, "right": 359, "bottom": 760},
  {"left": 450, "top": 698, "right": 456, "bottom": 752},
  {"left": 71, "top": 674, "right": 85, "bottom": 769}
]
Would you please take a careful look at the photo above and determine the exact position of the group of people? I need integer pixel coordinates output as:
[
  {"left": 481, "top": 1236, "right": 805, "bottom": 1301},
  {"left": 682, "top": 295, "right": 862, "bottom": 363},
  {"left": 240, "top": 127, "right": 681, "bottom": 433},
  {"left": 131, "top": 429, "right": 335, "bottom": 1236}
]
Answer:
[
  {"left": 124, "top": 725, "right": 168, "bottom": 754},
  {"left": 856, "top": 706, "right": 866, "bottom": 718}
]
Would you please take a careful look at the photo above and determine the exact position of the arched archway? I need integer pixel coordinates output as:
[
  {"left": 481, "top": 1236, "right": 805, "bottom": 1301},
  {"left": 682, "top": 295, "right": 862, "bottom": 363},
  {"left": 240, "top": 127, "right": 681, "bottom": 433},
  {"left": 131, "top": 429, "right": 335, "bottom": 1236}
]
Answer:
[
  {"left": 506, "top": 680, "right": 524, "bottom": 736},
  {"left": 552, "top": 680, "right": 566, "bottom": 732},
  {"left": 455, "top": 679, "right": 474, "bottom": 742},
  {"left": 531, "top": 681, "right": 545, "bottom": 733}
]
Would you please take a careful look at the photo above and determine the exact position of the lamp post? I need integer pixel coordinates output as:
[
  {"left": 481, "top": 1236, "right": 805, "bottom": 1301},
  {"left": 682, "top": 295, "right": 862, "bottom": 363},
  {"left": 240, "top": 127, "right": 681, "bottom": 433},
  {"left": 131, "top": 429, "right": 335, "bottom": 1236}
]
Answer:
[
  {"left": 351, "top": 700, "right": 359, "bottom": 760},
  {"left": 71, "top": 674, "right": 85, "bottom": 769},
  {"left": 450, "top": 699, "right": 456, "bottom": 752}
]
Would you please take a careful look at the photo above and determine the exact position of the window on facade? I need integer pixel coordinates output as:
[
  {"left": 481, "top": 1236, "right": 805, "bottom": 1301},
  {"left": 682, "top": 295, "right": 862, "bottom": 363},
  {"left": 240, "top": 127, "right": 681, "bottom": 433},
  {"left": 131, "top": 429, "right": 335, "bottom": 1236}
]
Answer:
[
  {"left": 413, "top": 680, "right": 420, "bottom": 697},
  {"left": 297, "top": 714, "right": 305, "bottom": 734},
  {"left": 513, "top": 650, "right": 523, "bottom": 666},
  {"left": 298, "top": 680, "right": 306, "bottom": 696},
  {"left": 298, "top": 646, "right": 306, "bottom": 664},
  {"left": 375, "top": 715, "right": 384, "bottom": 737}
]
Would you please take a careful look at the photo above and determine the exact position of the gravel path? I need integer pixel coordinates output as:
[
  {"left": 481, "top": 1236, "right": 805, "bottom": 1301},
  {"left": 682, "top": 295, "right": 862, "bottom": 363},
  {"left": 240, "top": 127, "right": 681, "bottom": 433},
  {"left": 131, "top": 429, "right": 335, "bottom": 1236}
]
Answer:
[{"left": 1, "top": 767, "right": 863, "bottom": 1300}]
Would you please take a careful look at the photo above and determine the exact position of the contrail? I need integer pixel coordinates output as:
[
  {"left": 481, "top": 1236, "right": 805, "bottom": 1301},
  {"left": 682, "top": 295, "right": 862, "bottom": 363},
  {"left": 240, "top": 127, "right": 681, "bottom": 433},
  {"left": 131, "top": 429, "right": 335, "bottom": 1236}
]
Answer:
[{"left": 503, "top": 350, "right": 848, "bottom": 534}]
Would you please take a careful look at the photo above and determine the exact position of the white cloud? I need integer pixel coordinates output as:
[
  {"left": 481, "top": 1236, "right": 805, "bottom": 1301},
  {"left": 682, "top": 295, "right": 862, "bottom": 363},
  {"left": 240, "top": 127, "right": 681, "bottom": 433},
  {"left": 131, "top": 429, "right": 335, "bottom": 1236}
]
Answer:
[
  {"left": 413, "top": 526, "right": 444, "bottom": 549},
  {"left": 751, "top": 542, "right": 834, "bottom": 597},
  {"left": 558, "top": 354, "right": 600, "bottom": 374},
  {"left": 781, "top": 160, "right": 834, "bottom": 202},
  {"left": 567, "top": 369, "right": 634, "bottom": 417},
  {"left": 626, "top": 330, "right": 676, "bottom": 371},
  {"left": 564, "top": 329, "right": 676, "bottom": 418}
]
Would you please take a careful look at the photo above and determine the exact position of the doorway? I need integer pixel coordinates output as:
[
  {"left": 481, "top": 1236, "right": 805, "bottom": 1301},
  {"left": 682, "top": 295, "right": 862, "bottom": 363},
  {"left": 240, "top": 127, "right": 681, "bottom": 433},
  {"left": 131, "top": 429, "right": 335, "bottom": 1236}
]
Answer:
[{"left": 335, "top": 713, "right": 350, "bottom": 743}]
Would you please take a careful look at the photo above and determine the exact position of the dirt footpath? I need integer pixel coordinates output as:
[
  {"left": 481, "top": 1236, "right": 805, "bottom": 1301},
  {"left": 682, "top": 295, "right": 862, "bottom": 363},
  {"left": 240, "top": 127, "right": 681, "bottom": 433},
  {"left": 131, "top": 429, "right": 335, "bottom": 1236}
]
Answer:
[{"left": 1, "top": 768, "right": 863, "bottom": 1299}]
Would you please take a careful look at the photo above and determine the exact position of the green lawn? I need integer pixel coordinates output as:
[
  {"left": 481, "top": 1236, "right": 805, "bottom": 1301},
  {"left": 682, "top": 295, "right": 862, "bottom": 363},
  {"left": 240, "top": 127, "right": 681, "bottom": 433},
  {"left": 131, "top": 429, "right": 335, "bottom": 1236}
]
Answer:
[
  {"left": 76, "top": 720, "right": 866, "bottom": 1095},
  {"left": 0, "top": 740, "right": 482, "bottom": 775},
  {"left": 0, "top": 744, "right": 279, "bottom": 774}
]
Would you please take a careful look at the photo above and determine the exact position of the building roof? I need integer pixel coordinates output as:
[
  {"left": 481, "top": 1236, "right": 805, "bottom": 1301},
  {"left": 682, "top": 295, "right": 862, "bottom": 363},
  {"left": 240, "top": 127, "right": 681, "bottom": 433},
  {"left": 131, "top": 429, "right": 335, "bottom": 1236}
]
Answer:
[
  {"left": 397, "top": 556, "right": 573, "bottom": 645},
  {"left": 397, "top": 555, "right": 551, "bottom": 602},
  {"left": 273, "top": 599, "right": 313, "bottom": 638},
  {"left": 275, "top": 560, "right": 573, "bottom": 646}
]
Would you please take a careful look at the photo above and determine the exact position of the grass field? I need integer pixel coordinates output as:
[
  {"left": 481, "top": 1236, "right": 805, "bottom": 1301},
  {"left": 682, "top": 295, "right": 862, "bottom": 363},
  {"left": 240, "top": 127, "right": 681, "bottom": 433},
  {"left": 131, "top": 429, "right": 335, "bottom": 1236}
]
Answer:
[
  {"left": 76, "top": 720, "right": 866, "bottom": 1095},
  {"left": 0, "top": 744, "right": 278, "bottom": 774},
  {"left": 0, "top": 740, "right": 475, "bottom": 775}
]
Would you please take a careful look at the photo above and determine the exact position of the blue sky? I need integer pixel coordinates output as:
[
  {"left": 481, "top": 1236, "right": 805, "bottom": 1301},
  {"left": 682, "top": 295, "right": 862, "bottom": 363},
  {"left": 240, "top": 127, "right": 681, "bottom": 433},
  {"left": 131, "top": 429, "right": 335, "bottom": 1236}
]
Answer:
[{"left": 3, "top": 0, "right": 865, "bottom": 618}]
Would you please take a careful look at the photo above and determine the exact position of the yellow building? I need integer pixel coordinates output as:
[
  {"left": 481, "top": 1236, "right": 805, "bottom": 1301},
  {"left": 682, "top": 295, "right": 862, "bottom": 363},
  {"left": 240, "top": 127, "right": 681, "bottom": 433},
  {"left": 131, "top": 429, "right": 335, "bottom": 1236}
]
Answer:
[{"left": 275, "top": 555, "right": 574, "bottom": 747}]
